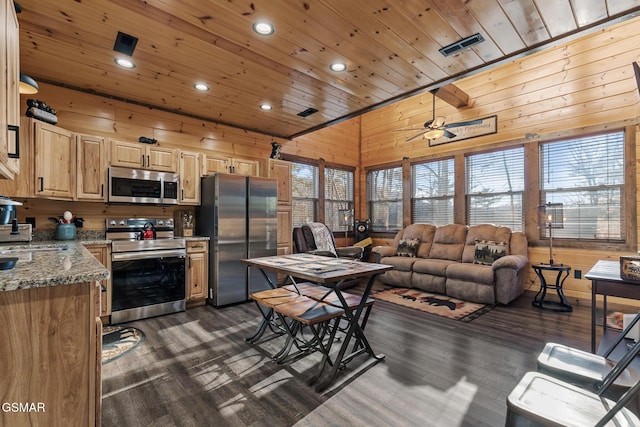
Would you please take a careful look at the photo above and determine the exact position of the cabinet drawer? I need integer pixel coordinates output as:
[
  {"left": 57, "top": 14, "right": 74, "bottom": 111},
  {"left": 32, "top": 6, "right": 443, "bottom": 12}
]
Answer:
[{"left": 187, "top": 241, "right": 208, "bottom": 253}]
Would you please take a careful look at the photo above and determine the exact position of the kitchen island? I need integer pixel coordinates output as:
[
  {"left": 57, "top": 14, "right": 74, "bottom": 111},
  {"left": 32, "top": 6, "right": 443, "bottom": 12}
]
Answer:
[{"left": 0, "top": 241, "right": 109, "bottom": 427}]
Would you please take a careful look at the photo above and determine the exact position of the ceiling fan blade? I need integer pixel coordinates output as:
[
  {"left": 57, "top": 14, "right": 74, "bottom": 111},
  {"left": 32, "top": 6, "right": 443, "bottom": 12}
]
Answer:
[
  {"left": 443, "top": 129, "right": 456, "bottom": 138},
  {"left": 405, "top": 131, "right": 428, "bottom": 142},
  {"left": 444, "top": 119, "right": 483, "bottom": 128}
]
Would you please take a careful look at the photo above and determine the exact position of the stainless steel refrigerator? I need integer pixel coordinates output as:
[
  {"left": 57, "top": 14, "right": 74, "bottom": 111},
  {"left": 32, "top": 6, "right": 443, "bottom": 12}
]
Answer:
[{"left": 197, "top": 173, "right": 278, "bottom": 306}]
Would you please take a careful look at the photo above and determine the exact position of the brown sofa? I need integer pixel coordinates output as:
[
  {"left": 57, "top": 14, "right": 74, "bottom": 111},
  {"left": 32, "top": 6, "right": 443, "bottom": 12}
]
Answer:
[{"left": 371, "top": 223, "right": 529, "bottom": 305}]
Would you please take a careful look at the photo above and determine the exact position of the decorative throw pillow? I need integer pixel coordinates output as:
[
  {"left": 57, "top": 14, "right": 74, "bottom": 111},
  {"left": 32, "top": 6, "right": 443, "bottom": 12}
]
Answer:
[
  {"left": 473, "top": 240, "right": 507, "bottom": 265},
  {"left": 397, "top": 238, "right": 420, "bottom": 257}
]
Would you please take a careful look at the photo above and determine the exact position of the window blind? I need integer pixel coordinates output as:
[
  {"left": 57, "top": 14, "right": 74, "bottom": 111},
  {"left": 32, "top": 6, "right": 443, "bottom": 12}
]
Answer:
[
  {"left": 291, "top": 162, "right": 319, "bottom": 226},
  {"left": 540, "top": 131, "right": 625, "bottom": 241},
  {"left": 412, "top": 159, "right": 454, "bottom": 225},
  {"left": 465, "top": 147, "right": 525, "bottom": 231},
  {"left": 325, "top": 167, "right": 354, "bottom": 232},
  {"left": 367, "top": 167, "right": 403, "bottom": 232}
]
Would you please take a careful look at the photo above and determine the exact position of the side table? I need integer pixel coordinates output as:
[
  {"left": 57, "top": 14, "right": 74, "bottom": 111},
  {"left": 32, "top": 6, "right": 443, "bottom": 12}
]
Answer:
[{"left": 532, "top": 263, "right": 572, "bottom": 312}]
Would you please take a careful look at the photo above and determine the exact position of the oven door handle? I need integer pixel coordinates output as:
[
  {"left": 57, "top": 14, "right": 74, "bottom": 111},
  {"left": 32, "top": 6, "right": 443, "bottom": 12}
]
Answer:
[{"left": 112, "top": 249, "right": 186, "bottom": 261}]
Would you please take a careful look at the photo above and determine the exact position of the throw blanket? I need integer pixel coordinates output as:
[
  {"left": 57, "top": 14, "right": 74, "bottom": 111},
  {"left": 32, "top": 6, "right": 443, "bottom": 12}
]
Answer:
[{"left": 307, "top": 222, "right": 337, "bottom": 257}]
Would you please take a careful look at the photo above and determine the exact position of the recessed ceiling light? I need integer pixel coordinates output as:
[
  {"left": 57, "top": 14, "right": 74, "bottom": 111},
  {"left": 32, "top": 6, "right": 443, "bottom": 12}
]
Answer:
[
  {"left": 260, "top": 103, "right": 273, "bottom": 111},
  {"left": 194, "top": 82, "right": 210, "bottom": 92},
  {"left": 114, "top": 57, "right": 135, "bottom": 69},
  {"left": 253, "top": 21, "right": 275, "bottom": 36},
  {"left": 330, "top": 62, "right": 347, "bottom": 72}
]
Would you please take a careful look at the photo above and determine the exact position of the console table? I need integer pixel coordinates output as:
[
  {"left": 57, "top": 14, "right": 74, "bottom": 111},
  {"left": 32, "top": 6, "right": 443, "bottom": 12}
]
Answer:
[{"left": 586, "top": 260, "right": 640, "bottom": 353}]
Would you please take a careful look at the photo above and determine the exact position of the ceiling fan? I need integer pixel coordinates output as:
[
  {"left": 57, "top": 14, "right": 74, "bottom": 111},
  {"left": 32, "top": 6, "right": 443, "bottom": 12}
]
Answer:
[{"left": 401, "top": 89, "right": 482, "bottom": 142}]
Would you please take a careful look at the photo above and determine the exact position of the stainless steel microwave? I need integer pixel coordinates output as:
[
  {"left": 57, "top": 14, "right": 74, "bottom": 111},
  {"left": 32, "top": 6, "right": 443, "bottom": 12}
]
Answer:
[{"left": 108, "top": 166, "right": 179, "bottom": 205}]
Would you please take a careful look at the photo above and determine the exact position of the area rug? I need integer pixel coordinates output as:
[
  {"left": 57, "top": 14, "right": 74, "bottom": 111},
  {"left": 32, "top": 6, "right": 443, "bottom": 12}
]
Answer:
[
  {"left": 372, "top": 287, "right": 494, "bottom": 322},
  {"left": 102, "top": 326, "right": 145, "bottom": 364}
]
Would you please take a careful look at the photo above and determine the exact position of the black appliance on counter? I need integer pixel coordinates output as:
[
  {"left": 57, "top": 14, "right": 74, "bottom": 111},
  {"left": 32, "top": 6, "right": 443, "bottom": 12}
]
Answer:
[
  {"left": 106, "top": 217, "right": 186, "bottom": 324},
  {"left": 0, "top": 195, "right": 31, "bottom": 243}
]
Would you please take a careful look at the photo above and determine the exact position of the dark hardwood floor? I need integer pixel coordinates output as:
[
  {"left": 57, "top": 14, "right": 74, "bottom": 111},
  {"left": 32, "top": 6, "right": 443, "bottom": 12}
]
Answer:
[{"left": 101, "top": 287, "right": 621, "bottom": 427}]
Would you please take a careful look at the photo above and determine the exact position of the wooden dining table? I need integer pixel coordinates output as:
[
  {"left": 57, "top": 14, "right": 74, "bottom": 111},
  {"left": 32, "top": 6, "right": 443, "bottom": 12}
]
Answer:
[{"left": 242, "top": 253, "right": 392, "bottom": 391}]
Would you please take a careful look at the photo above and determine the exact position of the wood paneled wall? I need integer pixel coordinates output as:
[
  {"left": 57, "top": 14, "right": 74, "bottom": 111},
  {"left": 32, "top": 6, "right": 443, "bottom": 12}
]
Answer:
[
  {"left": 12, "top": 83, "right": 352, "bottom": 233},
  {"left": 357, "top": 16, "right": 640, "bottom": 302}
]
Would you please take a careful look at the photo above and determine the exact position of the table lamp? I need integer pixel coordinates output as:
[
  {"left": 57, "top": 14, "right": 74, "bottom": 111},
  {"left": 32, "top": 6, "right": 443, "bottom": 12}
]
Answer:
[{"left": 538, "top": 202, "right": 564, "bottom": 265}]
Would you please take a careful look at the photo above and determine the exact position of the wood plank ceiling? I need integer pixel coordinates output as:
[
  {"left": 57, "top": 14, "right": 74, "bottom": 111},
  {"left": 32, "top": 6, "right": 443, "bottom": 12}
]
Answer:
[{"left": 14, "top": 0, "right": 640, "bottom": 139}]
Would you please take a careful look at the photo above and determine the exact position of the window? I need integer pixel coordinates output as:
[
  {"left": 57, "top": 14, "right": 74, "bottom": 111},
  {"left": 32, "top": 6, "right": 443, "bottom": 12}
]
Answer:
[
  {"left": 540, "top": 131, "right": 625, "bottom": 241},
  {"left": 465, "top": 147, "right": 525, "bottom": 231},
  {"left": 412, "top": 158, "right": 454, "bottom": 225},
  {"left": 325, "top": 167, "right": 354, "bottom": 232},
  {"left": 291, "top": 162, "right": 319, "bottom": 226},
  {"left": 367, "top": 167, "right": 403, "bottom": 232}
]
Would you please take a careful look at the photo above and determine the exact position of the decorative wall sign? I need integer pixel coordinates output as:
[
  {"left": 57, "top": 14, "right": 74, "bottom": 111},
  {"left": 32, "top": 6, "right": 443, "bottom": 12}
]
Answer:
[{"left": 429, "top": 115, "right": 497, "bottom": 146}]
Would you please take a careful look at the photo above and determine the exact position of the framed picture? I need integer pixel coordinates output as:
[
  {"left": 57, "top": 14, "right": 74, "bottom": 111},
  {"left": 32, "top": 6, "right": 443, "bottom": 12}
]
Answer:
[{"left": 429, "top": 115, "right": 498, "bottom": 146}]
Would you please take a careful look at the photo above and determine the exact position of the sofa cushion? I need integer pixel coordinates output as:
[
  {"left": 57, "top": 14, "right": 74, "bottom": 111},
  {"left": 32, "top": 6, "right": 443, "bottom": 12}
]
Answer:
[
  {"left": 473, "top": 240, "right": 507, "bottom": 265},
  {"left": 446, "top": 262, "right": 495, "bottom": 286},
  {"left": 397, "top": 238, "right": 420, "bottom": 257},
  {"left": 380, "top": 256, "right": 417, "bottom": 272},
  {"left": 428, "top": 224, "right": 468, "bottom": 261},
  {"left": 393, "top": 223, "right": 436, "bottom": 258},
  {"left": 462, "top": 224, "right": 512, "bottom": 263},
  {"left": 413, "top": 258, "right": 458, "bottom": 276}
]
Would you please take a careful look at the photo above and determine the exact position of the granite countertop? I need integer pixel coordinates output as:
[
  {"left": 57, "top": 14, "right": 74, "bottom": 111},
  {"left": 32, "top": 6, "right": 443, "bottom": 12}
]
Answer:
[{"left": 0, "top": 241, "right": 110, "bottom": 292}]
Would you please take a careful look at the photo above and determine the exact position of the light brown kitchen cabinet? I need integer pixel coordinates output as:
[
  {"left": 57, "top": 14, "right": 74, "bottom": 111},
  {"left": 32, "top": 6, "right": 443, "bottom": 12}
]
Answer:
[
  {"left": 0, "top": 0, "right": 20, "bottom": 180},
  {"left": 85, "top": 242, "right": 112, "bottom": 319},
  {"left": 34, "top": 120, "right": 75, "bottom": 200},
  {"left": 110, "top": 139, "right": 177, "bottom": 172},
  {"left": 76, "top": 133, "right": 107, "bottom": 201},
  {"left": 261, "top": 158, "right": 293, "bottom": 254},
  {"left": 0, "top": 282, "right": 101, "bottom": 426},
  {"left": 277, "top": 208, "right": 292, "bottom": 255},
  {"left": 202, "top": 153, "right": 259, "bottom": 176},
  {"left": 262, "top": 158, "right": 292, "bottom": 205},
  {"left": 179, "top": 150, "right": 201, "bottom": 205},
  {"left": 186, "top": 240, "right": 208, "bottom": 306}
]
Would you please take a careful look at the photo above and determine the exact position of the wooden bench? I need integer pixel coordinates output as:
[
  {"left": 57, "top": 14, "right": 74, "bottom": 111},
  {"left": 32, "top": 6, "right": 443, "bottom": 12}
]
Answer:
[{"left": 250, "top": 287, "right": 345, "bottom": 364}]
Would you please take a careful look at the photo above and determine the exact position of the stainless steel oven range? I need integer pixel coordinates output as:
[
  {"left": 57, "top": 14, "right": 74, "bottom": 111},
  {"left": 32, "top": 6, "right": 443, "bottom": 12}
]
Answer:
[{"left": 106, "top": 217, "right": 186, "bottom": 324}]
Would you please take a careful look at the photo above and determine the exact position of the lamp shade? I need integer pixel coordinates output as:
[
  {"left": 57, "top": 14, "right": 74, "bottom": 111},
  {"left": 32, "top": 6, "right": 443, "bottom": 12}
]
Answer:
[
  {"left": 19, "top": 73, "right": 39, "bottom": 94},
  {"left": 424, "top": 128, "right": 445, "bottom": 140}
]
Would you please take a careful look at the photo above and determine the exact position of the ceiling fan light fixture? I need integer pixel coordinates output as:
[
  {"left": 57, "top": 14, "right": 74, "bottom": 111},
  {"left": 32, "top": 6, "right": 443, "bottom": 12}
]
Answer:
[
  {"left": 19, "top": 72, "right": 39, "bottom": 94},
  {"left": 253, "top": 21, "right": 275, "bottom": 36},
  {"left": 114, "top": 57, "right": 136, "bottom": 69},
  {"left": 423, "top": 128, "right": 445, "bottom": 140}
]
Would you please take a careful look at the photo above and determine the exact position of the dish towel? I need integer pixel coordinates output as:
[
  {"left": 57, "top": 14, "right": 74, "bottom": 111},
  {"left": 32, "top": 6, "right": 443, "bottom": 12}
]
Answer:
[{"left": 307, "top": 222, "right": 337, "bottom": 257}]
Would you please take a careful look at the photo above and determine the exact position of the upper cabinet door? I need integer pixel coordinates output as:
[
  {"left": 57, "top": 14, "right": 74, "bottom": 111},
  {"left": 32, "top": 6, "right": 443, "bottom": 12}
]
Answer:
[
  {"left": 109, "top": 139, "right": 145, "bottom": 169},
  {"left": 231, "top": 158, "right": 259, "bottom": 177},
  {"left": 76, "top": 133, "right": 106, "bottom": 201},
  {"left": 0, "top": 0, "right": 19, "bottom": 179},
  {"left": 109, "top": 139, "right": 177, "bottom": 172},
  {"left": 202, "top": 153, "right": 231, "bottom": 176},
  {"left": 147, "top": 145, "right": 177, "bottom": 172},
  {"left": 34, "top": 121, "right": 75, "bottom": 199},
  {"left": 179, "top": 150, "right": 200, "bottom": 205}
]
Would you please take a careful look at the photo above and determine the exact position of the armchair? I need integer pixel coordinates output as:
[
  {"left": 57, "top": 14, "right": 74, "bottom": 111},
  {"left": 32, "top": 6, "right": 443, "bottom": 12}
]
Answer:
[{"left": 293, "top": 222, "right": 364, "bottom": 261}]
